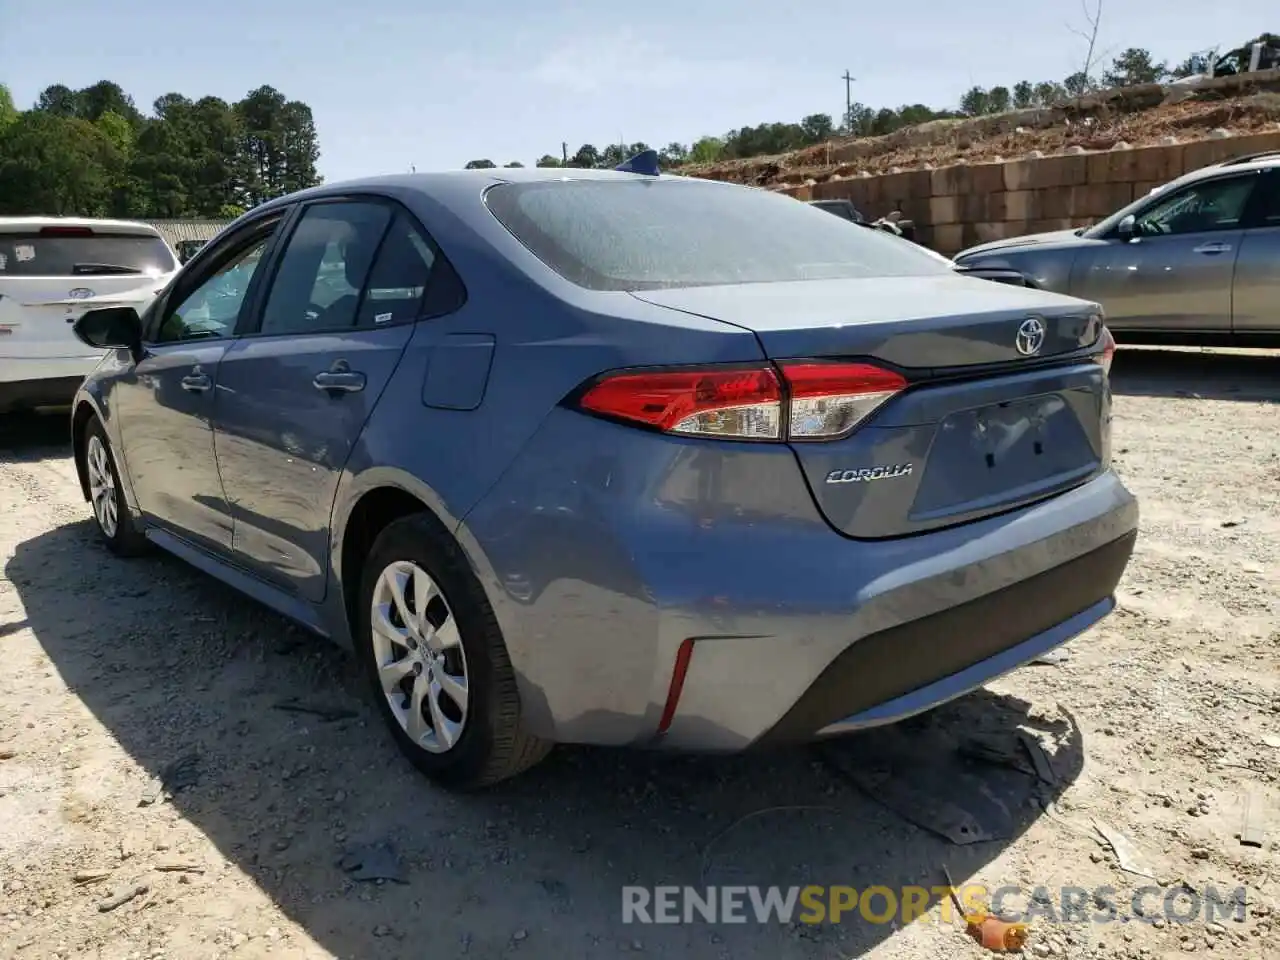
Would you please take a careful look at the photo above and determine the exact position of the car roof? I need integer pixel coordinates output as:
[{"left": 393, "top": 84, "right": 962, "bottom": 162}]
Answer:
[
  {"left": 251, "top": 168, "right": 728, "bottom": 213},
  {"left": 1166, "top": 151, "right": 1280, "bottom": 192},
  {"left": 0, "top": 216, "right": 163, "bottom": 237}
]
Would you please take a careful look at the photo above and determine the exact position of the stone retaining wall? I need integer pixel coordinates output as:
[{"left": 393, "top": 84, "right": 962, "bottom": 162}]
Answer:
[{"left": 779, "top": 129, "right": 1280, "bottom": 255}]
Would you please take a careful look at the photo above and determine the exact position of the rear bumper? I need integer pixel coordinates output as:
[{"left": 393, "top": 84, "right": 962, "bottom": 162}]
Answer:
[
  {"left": 462, "top": 410, "right": 1140, "bottom": 750},
  {"left": 0, "top": 375, "right": 86, "bottom": 412},
  {"left": 758, "top": 530, "right": 1134, "bottom": 744},
  {"left": 0, "top": 355, "right": 102, "bottom": 384}
]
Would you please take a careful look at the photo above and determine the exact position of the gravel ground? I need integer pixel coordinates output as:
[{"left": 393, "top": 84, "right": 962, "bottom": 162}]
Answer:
[{"left": 0, "top": 346, "right": 1276, "bottom": 960}]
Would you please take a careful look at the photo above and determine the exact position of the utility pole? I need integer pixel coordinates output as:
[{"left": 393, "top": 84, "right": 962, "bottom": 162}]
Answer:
[
  {"left": 841, "top": 70, "right": 855, "bottom": 130},
  {"left": 561, "top": 141, "right": 568, "bottom": 165}
]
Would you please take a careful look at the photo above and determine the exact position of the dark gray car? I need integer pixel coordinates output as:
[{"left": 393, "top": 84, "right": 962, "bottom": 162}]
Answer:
[{"left": 954, "top": 152, "right": 1280, "bottom": 346}]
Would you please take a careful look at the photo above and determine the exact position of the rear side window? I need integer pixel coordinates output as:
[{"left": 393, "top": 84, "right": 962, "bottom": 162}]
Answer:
[
  {"left": 484, "top": 179, "right": 949, "bottom": 291},
  {"left": 0, "top": 231, "right": 176, "bottom": 277},
  {"left": 357, "top": 211, "right": 437, "bottom": 327}
]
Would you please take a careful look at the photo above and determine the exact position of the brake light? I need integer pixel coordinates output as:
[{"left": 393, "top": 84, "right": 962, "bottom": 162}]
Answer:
[
  {"left": 577, "top": 365, "right": 783, "bottom": 439},
  {"left": 780, "top": 361, "right": 908, "bottom": 440},
  {"left": 574, "top": 360, "right": 907, "bottom": 441},
  {"left": 1096, "top": 326, "right": 1116, "bottom": 376},
  {"left": 38, "top": 226, "right": 94, "bottom": 237}
]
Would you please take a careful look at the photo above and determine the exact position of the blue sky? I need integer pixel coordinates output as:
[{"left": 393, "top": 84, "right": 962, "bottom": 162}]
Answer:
[{"left": 2, "top": 1, "right": 1273, "bottom": 181}]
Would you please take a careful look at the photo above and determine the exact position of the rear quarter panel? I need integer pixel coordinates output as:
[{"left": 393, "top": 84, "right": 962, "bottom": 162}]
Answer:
[{"left": 326, "top": 180, "right": 767, "bottom": 637}]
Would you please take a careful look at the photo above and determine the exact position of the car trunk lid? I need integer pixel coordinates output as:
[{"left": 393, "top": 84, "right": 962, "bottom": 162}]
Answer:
[
  {"left": 0, "top": 276, "right": 165, "bottom": 357},
  {"left": 632, "top": 275, "right": 1111, "bottom": 539}
]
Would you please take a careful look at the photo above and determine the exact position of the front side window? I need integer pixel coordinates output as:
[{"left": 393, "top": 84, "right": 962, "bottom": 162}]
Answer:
[
  {"left": 258, "top": 202, "right": 392, "bottom": 336},
  {"left": 1133, "top": 175, "right": 1256, "bottom": 237},
  {"left": 484, "top": 179, "right": 951, "bottom": 291},
  {"left": 155, "top": 233, "right": 273, "bottom": 343}
]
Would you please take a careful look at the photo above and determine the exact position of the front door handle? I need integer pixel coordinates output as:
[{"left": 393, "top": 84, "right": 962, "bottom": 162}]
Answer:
[
  {"left": 1193, "top": 242, "right": 1232, "bottom": 255},
  {"left": 180, "top": 372, "right": 211, "bottom": 393},
  {"left": 313, "top": 359, "right": 366, "bottom": 394}
]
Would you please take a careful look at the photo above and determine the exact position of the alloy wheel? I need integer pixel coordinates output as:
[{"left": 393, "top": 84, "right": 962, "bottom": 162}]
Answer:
[
  {"left": 86, "top": 434, "right": 118, "bottom": 539},
  {"left": 369, "top": 560, "right": 470, "bottom": 753}
]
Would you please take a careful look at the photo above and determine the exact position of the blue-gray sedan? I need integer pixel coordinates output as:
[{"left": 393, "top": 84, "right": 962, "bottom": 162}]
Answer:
[{"left": 67, "top": 166, "right": 1137, "bottom": 788}]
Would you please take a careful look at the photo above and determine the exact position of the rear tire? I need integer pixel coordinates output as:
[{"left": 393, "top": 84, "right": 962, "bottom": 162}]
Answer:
[
  {"left": 354, "top": 513, "right": 550, "bottom": 789},
  {"left": 83, "top": 418, "right": 147, "bottom": 556}
]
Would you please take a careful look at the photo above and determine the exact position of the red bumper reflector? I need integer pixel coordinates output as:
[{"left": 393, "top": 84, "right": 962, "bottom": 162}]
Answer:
[{"left": 657, "top": 638, "right": 695, "bottom": 734}]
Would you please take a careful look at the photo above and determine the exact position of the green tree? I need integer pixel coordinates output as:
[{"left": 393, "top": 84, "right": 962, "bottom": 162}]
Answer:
[
  {"left": 534, "top": 154, "right": 562, "bottom": 167},
  {"left": 568, "top": 144, "right": 600, "bottom": 168},
  {"left": 987, "top": 86, "right": 1012, "bottom": 113},
  {"left": 188, "top": 97, "right": 250, "bottom": 217},
  {"left": 1034, "top": 81, "right": 1068, "bottom": 105},
  {"left": 1063, "top": 71, "right": 1093, "bottom": 96},
  {"left": 959, "top": 86, "right": 990, "bottom": 116},
  {"left": 659, "top": 142, "right": 688, "bottom": 167},
  {"left": 1012, "top": 81, "right": 1035, "bottom": 109},
  {"left": 504, "top": 161, "right": 524, "bottom": 167},
  {"left": 233, "top": 86, "right": 319, "bottom": 206},
  {"left": 686, "top": 136, "right": 723, "bottom": 164},
  {"left": 1102, "top": 48, "right": 1168, "bottom": 87},
  {"left": 0, "top": 112, "right": 121, "bottom": 215},
  {"left": 78, "top": 81, "right": 143, "bottom": 127},
  {"left": 0, "top": 84, "right": 16, "bottom": 133},
  {"left": 464, "top": 159, "right": 497, "bottom": 169},
  {"left": 842, "top": 102, "right": 875, "bottom": 136},
  {"left": 799, "top": 113, "right": 835, "bottom": 144},
  {"left": 33, "top": 84, "right": 81, "bottom": 117}
]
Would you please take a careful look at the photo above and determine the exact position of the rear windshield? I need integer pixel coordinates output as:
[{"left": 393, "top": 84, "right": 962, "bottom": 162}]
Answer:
[
  {"left": 484, "top": 179, "right": 949, "bottom": 291},
  {"left": 0, "top": 233, "right": 176, "bottom": 278}
]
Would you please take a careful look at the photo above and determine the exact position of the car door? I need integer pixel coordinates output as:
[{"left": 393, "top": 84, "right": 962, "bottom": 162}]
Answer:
[
  {"left": 1227, "top": 169, "right": 1280, "bottom": 337},
  {"left": 212, "top": 198, "right": 434, "bottom": 600},
  {"left": 113, "top": 212, "right": 288, "bottom": 552},
  {"left": 1069, "top": 172, "right": 1256, "bottom": 332}
]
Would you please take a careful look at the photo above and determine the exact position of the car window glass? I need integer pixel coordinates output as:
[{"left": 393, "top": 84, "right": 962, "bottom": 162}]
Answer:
[
  {"left": 0, "top": 232, "right": 175, "bottom": 277},
  {"left": 484, "top": 180, "right": 950, "bottom": 292},
  {"left": 258, "top": 202, "right": 392, "bottom": 336},
  {"left": 155, "top": 235, "right": 272, "bottom": 343},
  {"left": 356, "top": 211, "right": 436, "bottom": 327},
  {"left": 1134, "top": 176, "right": 1255, "bottom": 236},
  {"left": 1248, "top": 173, "right": 1280, "bottom": 227}
]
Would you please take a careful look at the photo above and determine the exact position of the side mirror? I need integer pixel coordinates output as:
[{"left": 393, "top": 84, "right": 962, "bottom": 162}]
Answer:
[
  {"left": 1116, "top": 214, "right": 1136, "bottom": 239},
  {"left": 73, "top": 306, "right": 143, "bottom": 356}
]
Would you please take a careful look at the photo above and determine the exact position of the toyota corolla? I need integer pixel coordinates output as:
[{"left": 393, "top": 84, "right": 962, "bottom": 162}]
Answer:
[{"left": 67, "top": 163, "right": 1138, "bottom": 789}]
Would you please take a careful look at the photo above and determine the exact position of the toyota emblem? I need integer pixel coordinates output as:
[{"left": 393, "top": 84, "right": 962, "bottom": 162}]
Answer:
[{"left": 1015, "top": 317, "right": 1046, "bottom": 357}]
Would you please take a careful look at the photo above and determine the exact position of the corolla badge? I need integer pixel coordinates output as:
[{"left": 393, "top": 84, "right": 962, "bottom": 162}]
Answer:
[
  {"left": 825, "top": 464, "right": 914, "bottom": 484},
  {"left": 1015, "top": 316, "right": 1046, "bottom": 356},
  {"left": 67, "top": 287, "right": 96, "bottom": 300}
]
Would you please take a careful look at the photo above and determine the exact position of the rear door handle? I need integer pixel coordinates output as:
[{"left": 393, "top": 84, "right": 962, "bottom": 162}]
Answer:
[
  {"left": 1193, "top": 242, "right": 1232, "bottom": 255},
  {"left": 313, "top": 361, "right": 366, "bottom": 394},
  {"left": 180, "top": 372, "right": 211, "bottom": 393}
]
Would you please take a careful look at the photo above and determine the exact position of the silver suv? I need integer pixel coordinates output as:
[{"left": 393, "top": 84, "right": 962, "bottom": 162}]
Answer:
[{"left": 954, "top": 151, "right": 1280, "bottom": 346}]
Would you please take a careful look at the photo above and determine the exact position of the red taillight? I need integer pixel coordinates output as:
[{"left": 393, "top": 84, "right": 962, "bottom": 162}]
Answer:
[
  {"left": 574, "top": 360, "right": 907, "bottom": 441},
  {"left": 779, "top": 361, "right": 908, "bottom": 440},
  {"left": 38, "top": 226, "right": 94, "bottom": 237},
  {"left": 1096, "top": 326, "right": 1116, "bottom": 376},
  {"left": 578, "top": 365, "right": 783, "bottom": 439}
]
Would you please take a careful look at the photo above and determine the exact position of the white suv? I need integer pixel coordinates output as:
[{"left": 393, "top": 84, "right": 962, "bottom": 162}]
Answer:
[{"left": 0, "top": 217, "right": 180, "bottom": 413}]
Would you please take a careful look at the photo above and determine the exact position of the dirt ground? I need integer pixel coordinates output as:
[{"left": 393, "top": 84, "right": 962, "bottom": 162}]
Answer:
[{"left": 0, "top": 346, "right": 1276, "bottom": 960}]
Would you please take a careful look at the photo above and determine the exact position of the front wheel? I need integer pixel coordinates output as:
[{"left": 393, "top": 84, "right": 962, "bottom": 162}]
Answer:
[
  {"left": 83, "top": 418, "right": 147, "bottom": 556},
  {"left": 355, "top": 513, "right": 550, "bottom": 789}
]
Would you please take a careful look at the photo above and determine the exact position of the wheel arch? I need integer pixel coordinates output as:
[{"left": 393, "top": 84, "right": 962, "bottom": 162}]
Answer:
[
  {"left": 71, "top": 399, "right": 100, "bottom": 502},
  {"left": 332, "top": 472, "right": 487, "bottom": 644}
]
